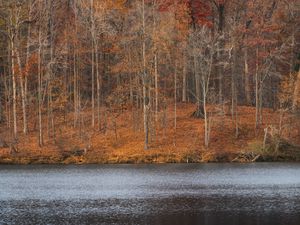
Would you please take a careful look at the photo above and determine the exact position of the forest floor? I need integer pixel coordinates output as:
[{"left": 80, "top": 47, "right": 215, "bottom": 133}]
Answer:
[{"left": 0, "top": 103, "right": 300, "bottom": 164}]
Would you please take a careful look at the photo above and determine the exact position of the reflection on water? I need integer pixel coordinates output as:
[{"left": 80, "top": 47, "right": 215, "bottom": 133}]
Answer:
[{"left": 0, "top": 163, "right": 300, "bottom": 225}]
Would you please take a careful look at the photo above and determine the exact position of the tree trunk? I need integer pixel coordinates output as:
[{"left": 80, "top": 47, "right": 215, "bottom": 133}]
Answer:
[
  {"left": 203, "top": 88, "right": 209, "bottom": 148},
  {"left": 95, "top": 41, "right": 101, "bottom": 130},
  {"left": 292, "top": 70, "right": 300, "bottom": 111},
  {"left": 217, "top": 50, "right": 223, "bottom": 107},
  {"left": 24, "top": 0, "right": 32, "bottom": 121},
  {"left": 15, "top": 45, "right": 28, "bottom": 134},
  {"left": 90, "top": 0, "right": 95, "bottom": 128},
  {"left": 73, "top": 47, "right": 78, "bottom": 128},
  {"left": 154, "top": 53, "right": 158, "bottom": 123},
  {"left": 0, "top": 83, "right": 2, "bottom": 123},
  {"left": 232, "top": 43, "right": 239, "bottom": 138},
  {"left": 128, "top": 50, "right": 133, "bottom": 105},
  {"left": 259, "top": 81, "right": 263, "bottom": 124},
  {"left": 5, "top": 53, "right": 12, "bottom": 130},
  {"left": 244, "top": 47, "right": 251, "bottom": 105},
  {"left": 182, "top": 56, "right": 187, "bottom": 102},
  {"left": 152, "top": 1, "right": 159, "bottom": 124},
  {"left": 38, "top": 26, "right": 43, "bottom": 147},
  {"left": 142, "top": 0, "right": 149, "bottom": 150},
  {"left": 48, "top": 0, "right": 55, "bottom": 141},
  {"left": 10, "top": 42, "right": 17, "bottom": 139},
  {"left": 217, "top": 4, "right": 225, "bottom": 107},
  {"left": 174, "top": 61, "right": 177, "bottom": 146},
  {"left": 17, "top": 51, "right": 27, "bottom": 135},
  {"left": 255, "top": 47, "right": 259, "bottom": 130},
  {"left": 194, "top": 48, "right": 201, "bottom": 116}
]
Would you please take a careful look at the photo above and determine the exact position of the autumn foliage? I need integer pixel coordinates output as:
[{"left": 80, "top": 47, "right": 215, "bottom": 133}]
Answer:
[{"left": 0, "top": 0, "right": 299, "bottom": 163}]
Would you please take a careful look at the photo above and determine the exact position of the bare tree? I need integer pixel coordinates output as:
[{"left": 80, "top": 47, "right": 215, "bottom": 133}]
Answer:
[{"left": 190, "top": 26, "right": 217, "bottom": 147}]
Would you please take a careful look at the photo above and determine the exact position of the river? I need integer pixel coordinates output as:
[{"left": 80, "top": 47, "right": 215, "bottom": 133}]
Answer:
[{"left": 0, "top": 163, "right": 300, "bottom": 225}]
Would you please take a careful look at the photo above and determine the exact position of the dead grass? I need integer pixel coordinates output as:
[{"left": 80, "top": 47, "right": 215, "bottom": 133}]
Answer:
[{"left": 0, "top": 103, "right": 299, "bottom": 164}]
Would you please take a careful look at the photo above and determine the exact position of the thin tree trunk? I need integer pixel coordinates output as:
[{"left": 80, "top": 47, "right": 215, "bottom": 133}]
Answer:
[
  {"left": 203, "top": 87, "right": 208, "bottom": 147},
  {"left": 22, "top": 0, "right": 33, "bottom": 134},
  {"left": 182, "top": 55, "right": 187, "bottom": 102},
  {"left": 255, "top": 47, "right": 259, "bottom": 130},
  {"left": 154, "top": 53, "right": 158, "bottom": 122},
  {"left": 129, "top": 73, "right": 133, "bottom": 104},
  {"left": 91, "top": 45, "right": 95, "bottom": 128},
  {"left": 0, "top": 80, "right": 2, "bottom": 123},
  {"left": 95, "top": 41, "right": 101, "bottom": 130},
  {"left": 259, "top": 81, "right": 263, "bottom": 124},
  {"left": 90, "top": 0, "right": 95, "bottom": 128},
  {"left": 18, "top": 65, "right": 27, "bottom": 135},
  {"left": 174, "top": 61, "right": 177, "bottom": 146},
  {"left": 14, "top": 38, "right": 28, "bottom": 137},
  {"left": 38, "top": 26, "right": 43, "bottom": 147},
  {"left": 292, "top": 70, "right": 300, "bottom": 111},
  {"left": 10, "top": 41, "right": 17, "bottom": 139},
  {"left": 15, "top": 48, "right": 28, "bottom": 135},
  {"left": 232, "top": 43, "right": 239, "bottom": 138},
  {"left": 24, "top": 0, "right": 32, "bottom": 114},
  {"left": 244, "top": 47, "right": 251, "bottom": 105},
  {"left": 73, "top": 47, "right": 78, "bottom": 128},
  {"left": 128, "top": 49, "right": 133, "bottom": 104},
  {"left": 152, "top": 0, "right": 159, "bottom": 124},
  {"left": 142, "top": 0, "right": 149, "bottom": 150},
  {"left": 203, "top": 46, "right": 214, "bottom": 148},
  {"left": 8, "top": 9, "right": 17, "bottom": 139},
  {"left": 218, "top": 4, "right": 225, "bottom": 108},
  {"left": 48, "top": 0, "right": 55, "bottom": 141},
  {"left": 217, "top": 48, "right": 223, "bottom": 106},
  {"left": 193, "top": 48, "right": 201, "bottom": 115},
  {"left": 5, "top": 53, "right": 12, "bottom": 130}
]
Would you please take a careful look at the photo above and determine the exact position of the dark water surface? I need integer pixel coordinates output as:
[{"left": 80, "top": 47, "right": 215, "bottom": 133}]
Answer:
[{"left": 0, "top": 163, "right": 300, "bottom": 225}]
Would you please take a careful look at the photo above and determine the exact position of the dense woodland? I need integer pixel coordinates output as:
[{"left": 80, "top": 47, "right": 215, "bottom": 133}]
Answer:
[{"left": 0, "top": 0, "right": 299, "bottom": 162}]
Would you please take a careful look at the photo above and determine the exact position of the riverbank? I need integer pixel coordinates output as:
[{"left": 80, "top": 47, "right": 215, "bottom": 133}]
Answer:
[
  {"left": 1, "top": 103, "right": 300, "bottom": 164},
  {"left": 1, "top": 145, "right": 300, "bottom": 164}
]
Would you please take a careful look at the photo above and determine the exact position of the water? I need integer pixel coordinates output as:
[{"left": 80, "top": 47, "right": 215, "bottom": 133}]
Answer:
[{"left": 0, "top": 163, "right": 300, "bottom": 225}]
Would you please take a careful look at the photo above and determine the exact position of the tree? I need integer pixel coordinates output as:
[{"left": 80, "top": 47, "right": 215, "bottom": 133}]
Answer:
[{"left": 190, "top": 26, "right": 217, "bottom": 147}]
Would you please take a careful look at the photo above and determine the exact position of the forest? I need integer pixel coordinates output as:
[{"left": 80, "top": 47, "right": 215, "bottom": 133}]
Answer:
[{"left": 0, "top": 0, "right": 299, "bottom": 164}]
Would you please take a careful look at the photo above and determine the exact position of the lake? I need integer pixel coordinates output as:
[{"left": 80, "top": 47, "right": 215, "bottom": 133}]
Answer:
[{"left": 0, "top": 163, "right": 300, "bottom": 225}]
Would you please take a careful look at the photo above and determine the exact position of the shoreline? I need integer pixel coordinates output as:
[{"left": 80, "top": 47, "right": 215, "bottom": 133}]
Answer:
[
  {"left": 1, "top": 150, "right": 299, "bottom": 165},
  {"left": 1, "top": 104, "right": 299, "bottom": 166}
]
